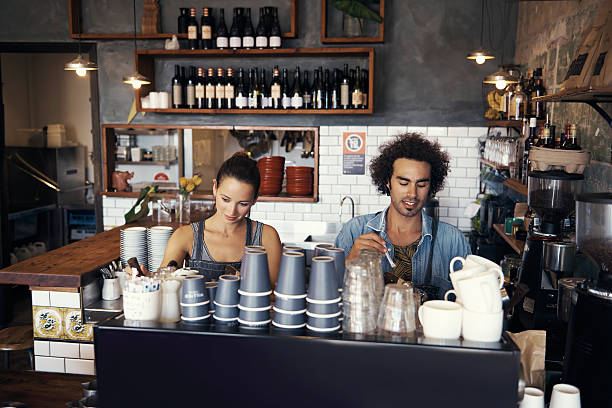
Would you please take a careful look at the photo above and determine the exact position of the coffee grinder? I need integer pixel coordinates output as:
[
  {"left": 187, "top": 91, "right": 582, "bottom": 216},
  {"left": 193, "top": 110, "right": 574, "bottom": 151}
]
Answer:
[
  {"left": 564, "top": 193, "right": 612, "bottom": 407},
  {"left": 516, "top": 171, "right": 583, "bottom": 330}
]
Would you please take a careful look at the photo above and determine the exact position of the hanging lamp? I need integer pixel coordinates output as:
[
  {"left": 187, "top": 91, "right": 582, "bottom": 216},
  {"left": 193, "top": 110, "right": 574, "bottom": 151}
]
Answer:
[
  {"left": 123, "top": 0, "right": 150, "bottom": 89},
  {"left": 467, "top": 0, "right": 494, "bottom": 64},
  {"left": 483, "top": 66, "right": 519, "bottom": 90},
  {"left": 64, "top": 7, "right": 98, "bottom": 77}
]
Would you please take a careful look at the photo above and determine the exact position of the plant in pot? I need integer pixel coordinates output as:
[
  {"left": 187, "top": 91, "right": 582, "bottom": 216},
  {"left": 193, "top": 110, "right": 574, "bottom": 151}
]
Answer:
[{"left": 331, "top": 0, "right": 383, "bottom": 37}]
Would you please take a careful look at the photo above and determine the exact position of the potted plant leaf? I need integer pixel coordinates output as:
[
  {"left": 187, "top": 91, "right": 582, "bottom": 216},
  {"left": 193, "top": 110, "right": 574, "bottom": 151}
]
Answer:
[{"left": 331, "top": 0, "right": 383, "bottom": 37}]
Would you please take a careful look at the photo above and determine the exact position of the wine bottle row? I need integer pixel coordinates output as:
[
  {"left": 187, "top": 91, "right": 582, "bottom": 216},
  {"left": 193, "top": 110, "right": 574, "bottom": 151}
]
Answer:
[
  {"left": 170, "top": 64, "right": 369, "bottom": 110},
  {"left": 178, "top": 7, "right": 283, "bottom": 50}
]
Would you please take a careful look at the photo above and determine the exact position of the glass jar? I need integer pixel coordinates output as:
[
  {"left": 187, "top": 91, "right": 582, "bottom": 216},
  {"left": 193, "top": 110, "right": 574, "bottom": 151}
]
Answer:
[{"left": 500, "top": 254, "right": 522, "bottom": 283}]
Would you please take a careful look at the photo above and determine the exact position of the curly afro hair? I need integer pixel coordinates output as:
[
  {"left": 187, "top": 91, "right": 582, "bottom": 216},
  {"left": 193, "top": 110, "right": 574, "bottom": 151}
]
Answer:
[{"left": 369, "top": 133, "right": 450, "bottom": 197}]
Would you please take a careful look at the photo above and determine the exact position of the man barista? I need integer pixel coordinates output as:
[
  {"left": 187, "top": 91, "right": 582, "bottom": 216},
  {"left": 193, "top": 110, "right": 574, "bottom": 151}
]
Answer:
[{"left": 334, "top": 133, "right": 471, "bottom": 299}]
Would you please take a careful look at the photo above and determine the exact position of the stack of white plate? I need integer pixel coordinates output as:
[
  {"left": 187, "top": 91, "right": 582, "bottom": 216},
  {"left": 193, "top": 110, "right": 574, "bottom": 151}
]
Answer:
[
  {"left": 120, "top": 227, "right": 148, "bottom": 270},
  {"left": 147, "top": 225, "right": 174, "bottom": 272}
]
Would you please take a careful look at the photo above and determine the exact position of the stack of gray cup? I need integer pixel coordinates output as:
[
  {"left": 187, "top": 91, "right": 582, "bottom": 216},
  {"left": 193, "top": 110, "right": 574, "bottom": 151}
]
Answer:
[
  {"left": 306, "top": 256, "right": 341, "bottom": 332},
  {"left": 238, "top": 249, "right": 272, "bottom": 327},
  {"left": 273, "top": 251, "right": 307, "bottom": 329},
  {"left": 213, "top": 275, "right": 240, "bottom": 324},
  {"left": 206, "top": 281, "right": 218, "bottom": 314},
  {"left": 180, "top": 275, "right": 210, "bottom": 323},
  {"left": 319, "top": 247, "right": 346, "bottom": 293}
]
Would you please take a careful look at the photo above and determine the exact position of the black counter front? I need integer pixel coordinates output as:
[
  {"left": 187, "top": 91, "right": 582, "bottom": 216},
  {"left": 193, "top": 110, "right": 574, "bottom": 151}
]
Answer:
[{"left": 94, "top": 317, "right": 521, "bottom": 407}]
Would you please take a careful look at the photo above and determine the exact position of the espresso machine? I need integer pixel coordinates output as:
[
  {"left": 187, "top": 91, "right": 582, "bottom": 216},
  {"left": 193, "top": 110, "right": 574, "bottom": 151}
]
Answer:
[
  {"left": 564, "top": 193, "right": 612, "bottom": 407},
  {"left": 516, "top": 171, "right": 583, "bottom": 330}
]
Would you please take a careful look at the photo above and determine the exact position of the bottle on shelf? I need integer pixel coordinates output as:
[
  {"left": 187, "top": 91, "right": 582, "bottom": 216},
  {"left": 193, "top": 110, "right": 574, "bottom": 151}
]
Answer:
[
  {"left": 255, "top": 8, "right": 268, "bottom": 49},
  {"left": 225, "top": 67, "right": 236, "bottom": 109},
  {"left": 352, "top": 66, "right": 363, "bottom": 109},
  {"left": 302, "top": 70, "right": 312, "bottom": 109},
  {"left": 247, "top": 68, "right": 257, "bottom": 108},
  {"left": 195, "top": 67, "right": 206, "bottom": 109},
  {"left": 235, "top": 68, "right": 248, "bottom": 109},
  {"left": 562, "top": 124, "right": 581, "bottom": 150},
  {"left": 216, "top": 9, "right": 229, "bottom": 49},
  {"left": 323, "top": 68, "right": 331, "bottom": 110},
  {"left": 260, "top": 68, "right": 270, "bottom": 109},
  {"left": 229, "top": 8, "right": 242, "bottom": 49},
  {"left": 171, "top": 64, "right": 183, "bottom": 109},
  {"left": 281, "top": 68, "right": 291, "bottom": 109},
  {"left": 187, "top": 8, "right": 199, "bottom": 50},
  {"left": 205, "top": 67, "right": 216, "bottom": 109},
  {"left": 361, "top": 69, "right": 369, "bottom": 109},
  {"left": 508, "top": 81, "right": 527, "bottom": 120},
  {"left": 178, "top": 8, "right": 189, "bottom": 34},
  {"left": 554, "top": 127, "right": 563, "bottom": 149},
  {"left": 186, "top": 66, "right": 197, "bottom": 109},
  {"left": 340, "top": 64, "right": 350, "bottom": 109},
  {"left": 270, "top": 66, "right": 282, "bottom": 109},
  {"left": 216, "top": 67, "right": 226, "bottom": 109},
  {"left": 242, "top": 8, "right": 255, "bottom": 49},
  {"left": 252, "top": 67, "right": 262, "bottom": 109},
  {"left": 291, "top": 67, "right": 303, "bottom": 109},
  {"left": 200, "top": 7, "right": 214, "bottom": 50},
  {"left": 530, "top": 68, "right": 546, "bottom": 120},
  {"left": 332, "top": 68, "right": 340, "bottom": 109},
  {"left": 313, "top": 68, "right": 324, "bottom": 109},
  {"left": 269, "top": 7, "right": 282, "bottom": 49},
  {"left": 538, "top": 114, "right": 553, "bottom": 148}
]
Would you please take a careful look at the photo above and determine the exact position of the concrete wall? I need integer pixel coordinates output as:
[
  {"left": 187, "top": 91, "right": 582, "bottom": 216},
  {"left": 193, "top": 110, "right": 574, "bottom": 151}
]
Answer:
[{"left": 514, "top": 0, "right": 612, "bottom": 192}]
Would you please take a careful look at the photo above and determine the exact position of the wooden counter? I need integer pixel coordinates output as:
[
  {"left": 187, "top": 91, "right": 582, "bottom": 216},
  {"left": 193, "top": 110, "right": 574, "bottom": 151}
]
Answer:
[
  {"left": 0, "top": 370, "right": 93, "bottom": 407},
  {"left": 0, "top": 219, "right": 179, "bottom": 288}
]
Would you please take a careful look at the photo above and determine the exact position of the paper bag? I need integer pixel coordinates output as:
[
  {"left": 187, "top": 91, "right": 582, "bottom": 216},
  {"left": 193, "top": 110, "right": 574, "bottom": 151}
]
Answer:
[
  {"left": 507, "top": 330, "right": 546, "bottom": 391},
  {"left": 590, "top": 14, "right": 612, "bottom": 87}
]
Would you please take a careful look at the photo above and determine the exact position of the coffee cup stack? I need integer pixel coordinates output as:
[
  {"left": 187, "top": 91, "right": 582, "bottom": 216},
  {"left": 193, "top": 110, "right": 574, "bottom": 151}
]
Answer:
[
  {"left": 273, "top": 251, "right": 307, "bottom": 329},
  {"left": 238, "top": 249, "right": 272, "bottom": 327},
  {"left": 306, "top": 256, "right": 341, "bottom": 332},
  {"left": 180, "top": 275, "right": 210, "bottom": 323},
  {"left": 444, "top": 255, "right": 505, "bottom": 342},
  {"left": 213, "top": 274, "right": 240, "bottom": 323}
]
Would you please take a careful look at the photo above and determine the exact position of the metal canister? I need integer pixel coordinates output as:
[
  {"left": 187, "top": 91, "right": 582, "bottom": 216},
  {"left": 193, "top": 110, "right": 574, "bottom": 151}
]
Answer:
[{"left": 557, "top": 277, "right": 586, "bottom": 322}]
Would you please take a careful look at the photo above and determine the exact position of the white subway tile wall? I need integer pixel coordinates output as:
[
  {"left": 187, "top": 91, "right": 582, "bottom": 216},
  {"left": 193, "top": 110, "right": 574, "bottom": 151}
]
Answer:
[
  {"left": 35, "top": 356, "right": 65, "bottom": 373},
  {"left": 80, "top": 343, "right": 95, "bottom": 360},
  {"left": 102, "top": 127, "right": 486, "bottom": 232},
  {"left": 65, "top": 358, "right": 96, "bottom": 375},
  {"left": 49, "top": 291, "right": 81, "bottom": 309},
  {"left": 31, "top": 290, "right": 50, "bottom": 307},
  {"left": 49, "top": 341, "right": 80, "bottom": 359},
  {"left": 34, "top": 340, "right": 50, "bottom": 356}
]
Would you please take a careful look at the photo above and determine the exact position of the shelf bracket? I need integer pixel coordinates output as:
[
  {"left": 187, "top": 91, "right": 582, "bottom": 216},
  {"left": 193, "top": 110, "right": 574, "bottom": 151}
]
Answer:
[{"left": 584, "top": 101, "right": 612, "bottom": 129}]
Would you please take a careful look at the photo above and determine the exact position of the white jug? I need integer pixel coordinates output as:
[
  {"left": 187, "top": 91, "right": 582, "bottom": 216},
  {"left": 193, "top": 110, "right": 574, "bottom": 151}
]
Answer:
[{"left": 159, "top": 279, "right": 182, "bottom": 323}]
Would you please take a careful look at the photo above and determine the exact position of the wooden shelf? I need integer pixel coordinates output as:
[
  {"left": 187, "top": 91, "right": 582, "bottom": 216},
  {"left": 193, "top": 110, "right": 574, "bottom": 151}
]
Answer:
[
  {"left": 487, "top": 120, "right": 545, "bottom": 128},
  {"left": 321, "top": 0, "right": 384, "bottom": 44},
  {"left": 135, "top": 47, "right": 375, "bottom": 114},
  {"left": 116, "top": 160, "right": 177, "bottom": 166},
  {"left": 101, "top": 191, "right": 317, "bottom": 203},
  {"left": 68, "top": 0, "right": 298, "bottom": 39},
  {"left": 493, "top": 224, "right": 525, "bottom": 254},
  {"left": 503, "top": 178, "right": 528, "bottom": 196},
  {"left": 479, "top": 158, "right": 509, "bottom": 171},
  {"left": 532, "top": 86, "right": 612, "bottom": 103}
]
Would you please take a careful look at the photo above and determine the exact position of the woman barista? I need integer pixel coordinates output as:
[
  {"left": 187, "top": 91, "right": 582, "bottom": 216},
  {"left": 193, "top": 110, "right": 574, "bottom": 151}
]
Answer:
[{"left": 161, "top": 153, "right": 282, "bottom": 285}]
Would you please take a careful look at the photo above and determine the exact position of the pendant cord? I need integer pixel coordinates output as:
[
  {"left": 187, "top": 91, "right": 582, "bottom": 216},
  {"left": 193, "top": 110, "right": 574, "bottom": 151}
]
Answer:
[
  {"left": 480, "top": 0, "right": 485, "bottom": 47},
  {"left": 133, "top": 0, "right": 138, "bottom": 53}
]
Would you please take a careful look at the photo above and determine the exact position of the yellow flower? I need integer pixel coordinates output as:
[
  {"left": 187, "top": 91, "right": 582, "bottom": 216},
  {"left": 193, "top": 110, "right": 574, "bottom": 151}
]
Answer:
[
  {"left": 179, "top": 177, "right": 188, "bottom": 187},
  {"left": 186, "top": 183, "right": 195, "bottom": 192},
  {"left": 192, "top": 175, "right": 202, "bottom": 186}
]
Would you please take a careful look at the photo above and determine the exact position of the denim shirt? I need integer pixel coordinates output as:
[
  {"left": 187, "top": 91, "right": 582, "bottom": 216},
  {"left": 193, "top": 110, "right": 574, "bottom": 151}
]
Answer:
[{"left": 334, "top": 207, "right": 471, "bottom": 299}]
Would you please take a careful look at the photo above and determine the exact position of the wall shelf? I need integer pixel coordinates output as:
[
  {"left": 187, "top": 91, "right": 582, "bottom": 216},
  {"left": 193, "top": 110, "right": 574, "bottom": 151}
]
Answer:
[
  {"left": 100, "top": 191, "right": 317, "bottom": 203},
  {"left": 493, "top": 224, "right": 525, "bottom": 254},
  {"left": 479, "top": 158, "right": 509, "bottom": 171},
  {"left": 68, "top": 0, "right": 298, "bottom": 40},
  {"left": 134, "top": 47, "right": 375, "bottom": 114},
  {"left": 532, "top": 86, "right": 612, "bottom": 128},
  {"left": 116, "top": 160, "right": 177, "bottom": 166},
  {"left": 503, "top": 178, "right": 528, "bottom": 196},
  {"left": 487, "top": 120, "right": 544, "bottom": 128},
  {"left": 320, "top": 0, "right": 384, "bottom": 44}
]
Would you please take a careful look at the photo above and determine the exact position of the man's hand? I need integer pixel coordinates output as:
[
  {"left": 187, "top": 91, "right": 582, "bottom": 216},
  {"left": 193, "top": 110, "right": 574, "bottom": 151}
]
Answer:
[{"left": 346, "top": 232, "right": 387, "bottom": 261}]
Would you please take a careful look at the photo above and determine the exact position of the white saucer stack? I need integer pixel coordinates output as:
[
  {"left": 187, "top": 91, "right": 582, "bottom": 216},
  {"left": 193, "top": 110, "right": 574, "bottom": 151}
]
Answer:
[
  {"left": 147, "top": 226, "right": 174, "bottom": 272},
  {"left": 120, "top": 227, "right": 148, "bottom": 270}
]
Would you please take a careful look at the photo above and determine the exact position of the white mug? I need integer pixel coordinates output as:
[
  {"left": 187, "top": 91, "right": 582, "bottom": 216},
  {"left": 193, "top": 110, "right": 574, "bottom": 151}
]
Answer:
[
  {"left": 451, "top": 254, "right": 502, "bottom": 274},
  {"left": 520, "top": 387, "right": 545, "bottom": 408},
  {"left": 102, "top": 278, "right": 121, "bottom": 301},
  {"left": 418, "top": 300, "right": 462, "bottom": 340},
  {"left": 149, "top": 91, "right": 160, "bottom": 108},
  {"left": 451, "top": 257, "right": 504, "bottom": 289},
  {"left": 449, "top": 263, "right": 487, "bottom": 300},
  {"left": 549, "top": 384, "right": 581, "bottom": 408},
  {"left": 158, "top": 91, "right": 170, "bottom": 109},
  {"left": 454, "top": 269, "right": 502, "bottom": 313},
  {"left": 461, "top": 307, "right": 503, "bottom": 342}
]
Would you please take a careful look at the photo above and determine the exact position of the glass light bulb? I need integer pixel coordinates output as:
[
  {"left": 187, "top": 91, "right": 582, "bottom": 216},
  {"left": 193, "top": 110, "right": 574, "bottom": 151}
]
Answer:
[
  {"left": 76, "top": 67, "right": 87, "bottom": 77},
  {"left": 475, "top": 55, "right": 486, "bottom": 64},
  {"left": 495, "top": 80, "right": 507, "bottom": 90},
  {"left": 131, "top": 81, "right": 142, "bottom": 89}
]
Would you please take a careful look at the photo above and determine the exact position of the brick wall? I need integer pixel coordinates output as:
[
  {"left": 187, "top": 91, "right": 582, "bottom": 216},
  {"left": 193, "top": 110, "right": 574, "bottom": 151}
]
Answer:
[{"left": 103, "top": 126, "right": 487, "bottom": 233}]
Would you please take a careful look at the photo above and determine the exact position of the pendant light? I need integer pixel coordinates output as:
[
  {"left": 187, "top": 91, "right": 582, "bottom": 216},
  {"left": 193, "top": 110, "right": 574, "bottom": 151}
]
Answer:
[
  {"left": 123, "top": 0, "right": 151, "bottom": 89},
  {"left": 64, "top": 7, "right": 98, "bottom": 77},
  {"left": 483, "top": 66, "right": 519, "bottom": 90},
  {"left": 467, "top": 0, "right": 494, "bottom": 64}
]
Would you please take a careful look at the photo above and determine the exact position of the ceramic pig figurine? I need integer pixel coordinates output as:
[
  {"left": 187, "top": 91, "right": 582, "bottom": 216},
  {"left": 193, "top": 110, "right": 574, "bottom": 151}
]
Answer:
[{"left": 112, "top": 171, "right": 134, "bottom": 192}]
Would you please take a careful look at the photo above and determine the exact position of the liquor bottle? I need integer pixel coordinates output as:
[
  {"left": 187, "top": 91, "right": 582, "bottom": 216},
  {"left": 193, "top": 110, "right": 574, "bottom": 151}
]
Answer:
[
  {"left": 255, "top": 8, "right": 268, "bottom": 49},
  {"left": 302, "top": 70, "right": 312, "bottom": 109},
  {"left": 528, "top": 117, "right": 539, "bottom": 148},
  {"left": 323, "top": 69, "right": 331, "bottom": 109},
  {"left": 508, "top": 82, "right": 527, "bottom": 120},
  {"left": 502, "top": 83, "right": 513, "bottom": 119},
  {"left": 187, "top": 8, "right": 199, "bottom": 50},
  {"left": 269, "top": 7, "right": 282, "bottom": 49},
  {"left": 247, "top": 68, "right": 257, "bottom": 108},
  {"left": 291, "top": 67, "right": 303, "bottom": 109},
  {"left": 352, "top": 66, "right": 363, "bottom": 109},
  {"left": 260, "top": 68, "right": 270, "bottom": 109},
  {"left": 312, "top": 68, "right": 323, "bottom": 109},
  {"left": 229, "top": 8, "right": 242, "bottom": 49},
  {"left": 178, "top": 8, "right": 189, "bottom": 33},
  {"left": 205, "top": 67, "right": 216, "bottom": 109},
  {"left": 361, "top": 69, "right": 369, "bottom": 109},
  {"left": 186, "top": 66, "right": 197, "bottom": 109},
  {"left": 242, "top": 8, "right": 255, "bottom": 49},
  {"left": 225, "top": 67, "right": 236, "bottom": 109},
  {"left": 171, "top": 65, "right": 183, "bottom": 109},
  {"left": 270, "top": 66, "right": 282, "bottom": 109},
  {"left": 539, "top": 114, "right": 552, "bottom": 148},
  {"left": 200, "top": 7, "right": 214, "bottom": 50},
  {"left": 530, "top": 68, "right": 546, "bottom": 120},
  {"left": 215, "top": 67, "right": 226, "bottom": 109},
  {"left": 252, "top": 68, "right": 262, "bottom": 109},
  {"left": 281, "top": 68, "right": 291, "bottom": 109},
  {"left": 331, "top": 69, "right": 340, "bottom": 109},
  {"left": 195, "top": 67, "right": 206, "bottom": 109},
  {"left": 340, "top": 64, "right": 350, "bottom": 109},
  {"left": 216, "top": 9, "right": 229, "bottom": 49},
  {"left": 554, "top": 127, "right": 563, "bottom": 149},
  {"left": 564, "top": 124, "right": 581, "bottom": 150},
  {"left": 235, "top": 68, "right": 248, "bottom": 109}
]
